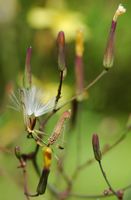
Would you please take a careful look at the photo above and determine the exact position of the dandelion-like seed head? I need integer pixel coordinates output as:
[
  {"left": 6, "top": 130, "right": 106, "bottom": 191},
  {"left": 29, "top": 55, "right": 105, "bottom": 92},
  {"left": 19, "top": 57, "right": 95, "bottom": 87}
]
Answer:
[
  {"left": 10, "top": 85, "right": 56, "bottom": 128},
  {"left": 21, "top": 86, "right": 55, "bottom": 117}
]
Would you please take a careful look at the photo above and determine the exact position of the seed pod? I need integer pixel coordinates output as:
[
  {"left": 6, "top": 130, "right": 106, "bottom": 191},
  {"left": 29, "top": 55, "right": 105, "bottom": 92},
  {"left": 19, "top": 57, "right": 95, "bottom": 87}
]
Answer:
[
  {"left": 48, "top": 110, "right": 71, "bottom": 146},
  {"left": 92, "top": 134, "right": 102, "bottom": 161}
]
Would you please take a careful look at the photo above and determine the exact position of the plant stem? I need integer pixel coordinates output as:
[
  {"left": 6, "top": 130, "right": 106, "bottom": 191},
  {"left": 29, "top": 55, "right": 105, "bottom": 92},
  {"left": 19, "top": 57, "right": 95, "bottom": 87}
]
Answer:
[
  {"left": 54, "top": 70, "right": 63, "bottom": 110},
  {"left": 72, "top": 128, "right": 130, "bottom": 180},
  {"left": 58, "top": 69, "right": 107, "bottom": 109},
  {"left": 98, "top": 161, "right": 117, "bottom": 197}
]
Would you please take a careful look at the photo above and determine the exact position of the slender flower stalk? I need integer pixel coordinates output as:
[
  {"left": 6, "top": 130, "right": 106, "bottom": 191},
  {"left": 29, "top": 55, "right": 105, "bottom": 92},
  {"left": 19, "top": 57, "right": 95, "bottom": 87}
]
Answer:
[
  {"left": 92, "top": 134, "right": 118, "bottom": 198},
  {"left": 103, "top": 4, "right": 126, "bottom": 70}
]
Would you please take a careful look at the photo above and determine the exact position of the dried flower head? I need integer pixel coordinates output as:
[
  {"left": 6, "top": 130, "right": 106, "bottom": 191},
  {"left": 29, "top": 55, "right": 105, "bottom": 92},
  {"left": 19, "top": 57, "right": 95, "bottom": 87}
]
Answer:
[
  {"left": 48, "top": 110, "right": 71, "bottom": 146},
  {"left": 113, "top": 4, "right": 126, "bottom": 22},
  {"left": 103, "top": 4, "right": 126, "bottom": 69},
  {"left": 20, "top": 86, "right": 55, "bottom": 117},
  {"left": 10, "top": 86, "right": 55, "bottom": 128}
]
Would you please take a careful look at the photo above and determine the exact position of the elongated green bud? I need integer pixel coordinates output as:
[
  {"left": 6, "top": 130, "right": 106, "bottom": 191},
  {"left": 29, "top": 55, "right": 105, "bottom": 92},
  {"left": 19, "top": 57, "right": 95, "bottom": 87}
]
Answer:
[
  {"left": 103, "top": 4, "right": 126, "bottom": 70},
  {"left": 57, "top": 31, "right": 66, "bottom": 75},
  {"left": 37, "top": 147, "right": 52, "bottom": 195},
  {"left": 15, "top": 146, "right": 21, "bottom": 160},
  {"left": 23, "top": 47, "right": 32, "bottom": 88},
  {"left": 37, "top": 168, "right": 50, "bottom": 195},
  {"left": 92, "top": 134, "right": 102, "bottom": 161}
]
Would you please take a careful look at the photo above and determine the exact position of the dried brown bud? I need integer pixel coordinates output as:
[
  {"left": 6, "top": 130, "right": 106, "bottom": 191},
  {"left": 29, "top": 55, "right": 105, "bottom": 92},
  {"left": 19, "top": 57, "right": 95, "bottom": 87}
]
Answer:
[
  {"left": 92, "top": 134, "right": 102, "bottom": 161},
  {"left": 48, "top": 110, "right": 71, "bottom": 146}
]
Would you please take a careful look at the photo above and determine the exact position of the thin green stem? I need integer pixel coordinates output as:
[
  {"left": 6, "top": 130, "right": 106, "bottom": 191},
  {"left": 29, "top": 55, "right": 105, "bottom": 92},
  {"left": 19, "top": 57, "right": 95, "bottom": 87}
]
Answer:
[
  {"left": 69, "top": 183, "right": 131, "bottom": 199},
  {"left": 72, "top": 128, "right": 130, "bottom": 180},
  {"left": 58, "top": 69, "right": 107, "bottom": 110},
  {"left": 98, "top": 161, "right": 117, "bottom": 197},
  {"left": 54, "top": 70, "right": 63, "bottom": 111}
]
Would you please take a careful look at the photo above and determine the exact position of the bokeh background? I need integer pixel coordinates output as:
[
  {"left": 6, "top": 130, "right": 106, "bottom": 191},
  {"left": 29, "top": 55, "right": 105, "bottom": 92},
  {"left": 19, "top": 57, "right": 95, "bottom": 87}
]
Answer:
[{"left": 0, "top": 0, "right": 131, "bottom": 200}]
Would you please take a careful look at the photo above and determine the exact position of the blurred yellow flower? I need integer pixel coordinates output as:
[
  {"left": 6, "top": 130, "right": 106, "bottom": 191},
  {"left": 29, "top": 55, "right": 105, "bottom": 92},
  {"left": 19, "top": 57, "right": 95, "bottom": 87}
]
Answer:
[{"left": 27, "top": 8, "right": 89, "bottom": 41}]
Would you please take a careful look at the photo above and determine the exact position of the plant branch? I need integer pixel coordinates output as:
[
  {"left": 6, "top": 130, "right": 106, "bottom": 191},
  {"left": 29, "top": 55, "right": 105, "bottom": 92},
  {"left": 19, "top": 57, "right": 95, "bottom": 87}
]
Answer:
[
  {"left": 69, "top": 183, "right": 131, "bottom": 199},
  {"left": 98, "top": 161, "right": 117, "bottom": 197},
  {"left": 58, "top": 69, "right": 107, "bottom": 110},
  {"left": 54, "top": 70, "right": 64, "bottom": 110},
  {"left": 72, "top": 128, "right": 130, "bottom": 180}
]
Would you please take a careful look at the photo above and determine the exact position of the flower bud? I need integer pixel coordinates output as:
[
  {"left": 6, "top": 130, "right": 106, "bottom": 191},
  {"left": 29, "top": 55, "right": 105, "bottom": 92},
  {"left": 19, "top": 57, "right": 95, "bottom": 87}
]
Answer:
[
  {"left": 57, "top": 31, "right": 66, "bottom": 73},
  {"left": 117, "top": 190, "right": 124, "bottom": 200},
  {"left": 37, "top": 168, "right": 50, "bottom": 195},
  {"left": 92, "top": 134, "right": 102, "bottom": 161},
  {"left": 36, "top": 147, "right": 52, "bottom": 195},
  {"left": 43, "top": 147, "right": 52, "bottom": 169},
  {"left": 103, "top": 4, "right": 126, "bottom": 70},
  {"left": 14, "top": 146, "right": 21, "bottom": 160},
  {"left": 23, "top": 47, "right": 32, "bottom": 88}
]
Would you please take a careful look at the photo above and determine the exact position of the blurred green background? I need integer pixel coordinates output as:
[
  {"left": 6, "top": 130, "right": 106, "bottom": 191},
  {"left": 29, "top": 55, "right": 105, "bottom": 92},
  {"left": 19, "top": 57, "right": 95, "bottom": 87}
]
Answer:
[{"left": 0, "top": 0, "right": 131, "bottom": 200}]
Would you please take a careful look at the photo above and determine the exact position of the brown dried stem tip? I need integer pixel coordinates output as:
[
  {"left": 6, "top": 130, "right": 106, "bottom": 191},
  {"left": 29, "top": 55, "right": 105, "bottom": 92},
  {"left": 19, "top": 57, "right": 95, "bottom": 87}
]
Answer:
[
  {"left": 103, "top": 4, "right": 126, "bottom": 70},
  {"left": 23, "top": 47, "right": 32, "bottom": 89},
  {"left": 57, "top": 31, "right": 66, "bottom": 76},
  {"left": 92, "top": 134, "right": 102, "bottom": 161}
]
